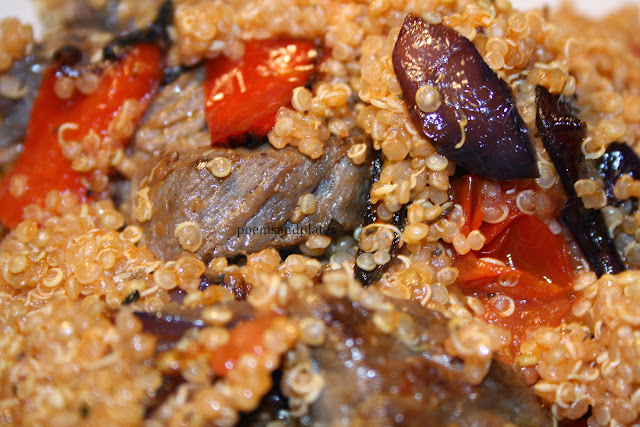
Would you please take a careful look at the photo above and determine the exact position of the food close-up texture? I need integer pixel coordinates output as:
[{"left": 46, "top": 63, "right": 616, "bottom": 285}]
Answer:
[{"left": 1, "top": 0, "right": 640, "bottom": 426}]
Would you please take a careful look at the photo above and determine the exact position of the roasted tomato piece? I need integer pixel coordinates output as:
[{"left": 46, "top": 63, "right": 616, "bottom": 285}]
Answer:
[
  {"left": 204, "top": 39, "right": 318, "bottom": 145},
  {"left": 0, "top": 44, "right": 164, "bottom": 228},
  {"left": 452, "top": 175, "right": 573, "bottom": 299}
]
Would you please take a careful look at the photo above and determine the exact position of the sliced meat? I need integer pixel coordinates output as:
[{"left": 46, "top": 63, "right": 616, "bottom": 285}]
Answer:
[
  {"left": 285, "top": 288, "right": 553, "bottom": 427},
  {"left": 38, "top": 0, "right": 163, "bottom": 33},
  {"left": 133, "top": 68, "right": 208, "bottom": 155},
  {"left": 0, "top": 51, "right": 44, "bottom": 152},
  {"left": 137, "top": 137, "right": 370, "bottom": 261}
]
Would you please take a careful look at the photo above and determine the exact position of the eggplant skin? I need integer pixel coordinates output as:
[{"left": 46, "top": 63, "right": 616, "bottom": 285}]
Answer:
[
  {"left": 598, "top": 142, "right": 640, "bottom": 201},
  {"left": 536, "top": 86, "right": 625, "bottom": 277},
  {"left": 393, "top": 14, "right": 538, "bottom": 180}
]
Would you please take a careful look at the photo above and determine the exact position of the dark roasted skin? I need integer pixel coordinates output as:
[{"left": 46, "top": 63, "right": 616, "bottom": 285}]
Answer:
[
  {"left": 535, "top": 87, "right": 586, "bottom": 196},
  {"left": 237, "top": 371, "right": 299, "bottom": 427},
  {"left": 134, "top": 301, "right": 255, "bottom": 344},
  {"left": 536, "top": 86, "right": 624, "bottom": 276},
  {"left": 392, "top": 14, "right": 538, "bottom": 180},
  {"left": 354, "top": 155, "right": 405, "bottom": 286},
  {"left": 102, "top": 0, "right": 173, "bottom": 61},
  {"left": 285, "top": 288, "right": 553, "bottom": 427},
  {"left": 134, "top": 303, "right": 206, "bottom": 341},
  {"left": 597, "top": 142, "right": 640, "bottom": 201},
  {"left": 560, "top": 199, "right": 625, "bottom": 276}
]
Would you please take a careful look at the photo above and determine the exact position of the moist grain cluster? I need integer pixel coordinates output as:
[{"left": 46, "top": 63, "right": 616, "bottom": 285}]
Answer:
[{"left": 2, "top": 0, "right": 640, "bottom": 426}]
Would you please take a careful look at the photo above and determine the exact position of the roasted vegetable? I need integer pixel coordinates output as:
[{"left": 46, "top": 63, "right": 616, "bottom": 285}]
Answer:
[
  {"left": 452, "top": 175, "right": 573, "bottom": 300},
  {"left": 0, "top": 43, "right": 164, "bottom": 228},
  {"left": 354, "top": 154, "right": 405, "bottom": 286},
  {"left": 204, "top": 39, "right": 318, "bottom": 145},
  {"left": 597, "top": 142, "right": 640, "bottom": 201},
  {"left": 0, "top": 3, "right": 172, "bottom": 228},
  {"left": 536, "top": 86, "right": 624, "bottom": 276},
  {"left": 392, "top": 14, "right": 538, "bottom": 180}
]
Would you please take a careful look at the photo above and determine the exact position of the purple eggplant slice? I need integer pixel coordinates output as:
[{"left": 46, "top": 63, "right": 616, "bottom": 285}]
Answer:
[
  {"left": 392, "top": 14, "right": 538, "bottom": 180},
  {"left": 354, "top": 154, "right": 406, "bottom": 286},
  {"left": 536, "top": 86, "right": 625, "bottom": 277},
  {"left": 535, "top": 86, "right": 586, "bottom": 197},
  {"left": 597, "top": 142, "right": 640, "bottom": 201},
  {"left": 561, "top": 199, "right": 625, "bottom": 276}
]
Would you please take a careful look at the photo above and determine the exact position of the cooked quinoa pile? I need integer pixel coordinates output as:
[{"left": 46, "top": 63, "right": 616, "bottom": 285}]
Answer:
[{"left": 2, "top": 0, "right": 640, "bottom": 426}]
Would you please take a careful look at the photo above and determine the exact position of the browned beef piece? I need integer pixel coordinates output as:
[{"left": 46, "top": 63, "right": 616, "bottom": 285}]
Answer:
[
  {"left": 138, "top": 283, "right": 552, "bottom": 424},
  {"left": 39, "top": 0, "right": 165, "bottom": 33},
  {"left": 133, "top": 68, "right": 208, "bottom": 156},
  {"left": 0, "top": 51, "right": 44, "bottom": 152},
  {"left": 285, "top": 289, "right": 553, "bottom": 427},
  {"left": 138, "top": 137, "right": 370, "bottom": 261}
]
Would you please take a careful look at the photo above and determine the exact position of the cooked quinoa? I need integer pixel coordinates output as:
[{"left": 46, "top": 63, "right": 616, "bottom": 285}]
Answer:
[{"left": 2, "top": 0, "right": 640, "bottom": 425}]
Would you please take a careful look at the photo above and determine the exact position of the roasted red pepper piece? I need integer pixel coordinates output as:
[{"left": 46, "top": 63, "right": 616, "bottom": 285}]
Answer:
[
  {"left": 0, "top": 44, "right": 163, "bottom": 228},
  {"left": 452, "top": 175, "right": 573, "bottom": 300},
  {"left": 209, "top": 314, "right": 279, "bottom": 376},
  {"left": 204, "top": 39, "right": 317, "bottom": 145}
]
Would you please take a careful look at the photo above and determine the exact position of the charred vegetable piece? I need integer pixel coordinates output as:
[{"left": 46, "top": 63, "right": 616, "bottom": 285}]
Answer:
[
  {"left": 135, "top": 301, "right": 255, "bottom": 344},
  {"left": 134, "top": 304, "right": 206, "bottom": 341},
  {"left": 561, "top": 199, "right": 625, "bottom": 276},
  {"left": 204, "top": 39, "right": 317, "bottom": 145},
  {"left": 392, "top": 14, "right": 538, "bottom": 180},
  {"left": 354, "top": 155, "right": 405, "bottom": 286},
  {"left": 0, "top": 43, "right": 163, "bottom": 228},
  {"left": 535, "top": 87, "right": 586, "bottom": 196},
  {"left": 238, "top": 371, "right": 299, "bottom": 427},
  {"left": 452, "top": 175, "right": 573, "bottom": 300},
  {"left": 597, "top": 142, "right": 640, "bottom": 201},
  {"left": 536, "top": 86, "right": 625, "bottom": 276},
  {"left": 102, "top": 0, "right": 172, "bottom": 61}
]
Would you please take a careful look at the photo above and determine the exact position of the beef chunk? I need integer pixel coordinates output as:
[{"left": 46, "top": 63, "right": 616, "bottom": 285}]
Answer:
[
  {"left": 285, "top": 288, "right": 553, "bottom": 427},
  {"left": 137, "top": 137, "right": 370, "bottom": 261}
]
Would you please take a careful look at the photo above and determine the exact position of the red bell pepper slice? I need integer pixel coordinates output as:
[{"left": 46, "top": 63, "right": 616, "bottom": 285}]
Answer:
[
  {"left": 204, "top": 39, "right": 317, "bottom": 145},
  {"left": 209, "top": 314, "right": 279, "bottom": 376},
  {"left": 0, "top": 44, "right": 163, "bottom": 228}
]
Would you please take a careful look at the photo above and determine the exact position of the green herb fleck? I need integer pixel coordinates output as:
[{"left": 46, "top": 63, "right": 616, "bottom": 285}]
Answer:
[{"left": 122, "top": 289, "right": 140, "bottom": 305}]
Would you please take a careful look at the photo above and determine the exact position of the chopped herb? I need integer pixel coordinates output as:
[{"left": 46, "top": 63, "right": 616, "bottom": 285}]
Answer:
[
  {"left": 80, "top": 403, "right": 90, "bottom": 418},
  {"left": 122, "top": 289, "right": 141, "bottom": 305}
]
